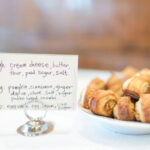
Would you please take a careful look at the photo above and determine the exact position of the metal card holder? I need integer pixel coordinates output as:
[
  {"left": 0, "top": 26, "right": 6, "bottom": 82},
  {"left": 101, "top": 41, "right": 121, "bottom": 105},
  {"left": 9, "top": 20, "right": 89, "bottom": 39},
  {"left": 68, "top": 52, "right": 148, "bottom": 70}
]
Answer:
[{"left": 17, "top": 100, "right": 54, "bottom": 136}]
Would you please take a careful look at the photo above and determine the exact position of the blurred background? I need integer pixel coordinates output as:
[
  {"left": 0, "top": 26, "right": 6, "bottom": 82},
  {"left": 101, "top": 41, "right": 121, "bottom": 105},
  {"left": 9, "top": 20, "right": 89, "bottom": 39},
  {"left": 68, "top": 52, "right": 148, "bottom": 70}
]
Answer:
[{"left": 0, "top": 0, "right": 150, "bottom": 70}]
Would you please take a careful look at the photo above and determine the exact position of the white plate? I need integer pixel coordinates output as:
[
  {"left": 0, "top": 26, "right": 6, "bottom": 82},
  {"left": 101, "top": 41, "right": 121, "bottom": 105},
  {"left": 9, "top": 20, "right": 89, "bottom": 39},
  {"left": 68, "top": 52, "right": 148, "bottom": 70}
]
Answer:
[
  {"left": 78, "top": 70, "right": 150, "bottom": 135},
  {"left": 78, "top": 104, "right": 150, "bottom": 135}
]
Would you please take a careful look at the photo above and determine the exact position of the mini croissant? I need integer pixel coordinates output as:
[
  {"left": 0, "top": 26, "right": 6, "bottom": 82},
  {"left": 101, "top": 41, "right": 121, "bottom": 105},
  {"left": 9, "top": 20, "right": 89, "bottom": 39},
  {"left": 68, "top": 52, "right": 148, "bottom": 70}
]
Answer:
[
  {"left": 121, "top": 66, "right": 138, "bottom": 82},
  {"left": 135, "top": 94, "right": 150, "bottom": 123},
  {"left": 89, "top": 90, "right": 117, "bottom": 117},
  {"left": 123, "top": 76, "right": 150, "bottom": 99},
  {"left": 106, "top": 73, "right": 123, "bottom": 98},
  {"left": 83, "top": 78, "right": 105, "bottom": 109},
  {"left": 136, "top": 68, "right": 150, "bottom": 84},
  {"left": 113, "top": 97, "right": 135, "bottom": 121},
  {"left": 140, "top": 68, "right": 150, "bottom": 76}
]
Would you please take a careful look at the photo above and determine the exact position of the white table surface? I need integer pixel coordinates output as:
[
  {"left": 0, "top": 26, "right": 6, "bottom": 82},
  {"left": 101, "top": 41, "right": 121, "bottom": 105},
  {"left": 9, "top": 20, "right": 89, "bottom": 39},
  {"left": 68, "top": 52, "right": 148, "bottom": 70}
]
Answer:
[{"left": 0, "top": 69, "right": 150, "bottom": 150}]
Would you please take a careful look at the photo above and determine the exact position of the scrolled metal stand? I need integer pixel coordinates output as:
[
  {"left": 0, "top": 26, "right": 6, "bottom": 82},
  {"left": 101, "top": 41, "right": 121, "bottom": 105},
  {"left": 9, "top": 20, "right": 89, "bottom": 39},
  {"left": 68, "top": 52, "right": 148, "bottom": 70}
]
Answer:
[{"left": 17, "top": 100, "right": 54, "bottom": 136}]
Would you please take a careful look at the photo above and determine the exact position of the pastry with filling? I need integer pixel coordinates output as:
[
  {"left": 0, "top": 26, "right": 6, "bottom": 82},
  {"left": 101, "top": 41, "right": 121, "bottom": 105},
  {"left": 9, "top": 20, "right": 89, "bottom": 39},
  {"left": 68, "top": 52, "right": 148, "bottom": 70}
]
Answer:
[
  {"left": 135, "top": 94, "right": 150, "bottom": 123},
  {"left": 121, "top": 66, "right": 138, "bottom": 82},
  {"left": 123, "top": 76, "right": 150, "bottom": 99},
  {"left": 113, "top": 97, "right": 135, "bottom": 121},
  {"left": 106, "top": 73, "right": 123, "bottom": 98},
  {"left": 140, "top": 68, "right": 150, "bottom": 75},
  {"left": 89, "top": 90, "right": 117, "bottom": 117},
  {"left": 83, "top": 78, "right": 105, "bottom": 109},
  {"left": 136, "top": 68, "right": 150, "bottom": 83}
]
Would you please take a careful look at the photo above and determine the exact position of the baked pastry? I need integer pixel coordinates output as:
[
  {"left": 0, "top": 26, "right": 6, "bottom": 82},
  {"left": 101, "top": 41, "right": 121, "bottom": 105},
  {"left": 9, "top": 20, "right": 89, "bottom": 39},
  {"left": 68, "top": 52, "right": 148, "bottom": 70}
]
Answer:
[
  {"left": 136, "top": 68, "right": 150, "bottom": 83},
  {"left": 123, "top": 76, "right": 150, "bottom": 99},
  {"left": 135, "top": 94, "right": 150, "bottom": 123},
  {"left": 83, "top": 78, "right": 105, "bottom": 109},
  {"left": 113, "top": 97, "right": 135, "bottom": 121},
  {"left": 89, "top": 90, "right": 117, "bottom": 117},
  {"left": 121, "top": 66, "right": 138, "bottom": 82},
  {"left": 106, "top": 73, "right": 123, "bottom": 98},
  {"left": 140, "top": 68, "right": 150, "bottom": 75}
]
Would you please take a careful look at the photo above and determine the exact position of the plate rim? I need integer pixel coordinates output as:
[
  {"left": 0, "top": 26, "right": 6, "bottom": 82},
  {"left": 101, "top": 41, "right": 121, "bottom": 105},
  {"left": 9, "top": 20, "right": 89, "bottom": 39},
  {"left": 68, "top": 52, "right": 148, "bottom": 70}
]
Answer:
[{"left": 78, "top": 95, "right": 150, "bottom": 129}]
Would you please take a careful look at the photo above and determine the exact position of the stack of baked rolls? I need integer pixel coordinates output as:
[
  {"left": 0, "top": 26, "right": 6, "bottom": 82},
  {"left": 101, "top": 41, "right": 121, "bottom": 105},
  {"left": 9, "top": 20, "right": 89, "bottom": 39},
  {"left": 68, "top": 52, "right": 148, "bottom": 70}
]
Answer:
[{"left": 82, "top": 66, "right": 150, "bottom": 123}]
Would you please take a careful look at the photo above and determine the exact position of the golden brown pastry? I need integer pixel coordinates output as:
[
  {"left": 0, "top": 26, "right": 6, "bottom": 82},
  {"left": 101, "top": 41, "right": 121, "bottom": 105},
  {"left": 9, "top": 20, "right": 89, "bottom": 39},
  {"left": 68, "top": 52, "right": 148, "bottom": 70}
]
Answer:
[
  {"left": 89, "top": 90, "right": 117, "bottom": 117},
  {"left": 121, "top": 66, "right": 139, "bottom": 82},
  {"left": 140, "top": 68, "right": 150, "bottom": 75},
  {"left": 106, "top": 73, "right": 123, "bottom": 98},
  {"left": 83, "top": 78, "right": 105, "bottom": 109},
  {"left": 136, "top": 68, "right": 150, "bottom": 83},
  {"left": 135, "top": 94, "right": 150, "bottom": 123},
  {"left": 113, "top": 97, "right": 135, "bottom": 121},
  {"left": 123, "top": 76, "right": 150, "bottom": 99}
]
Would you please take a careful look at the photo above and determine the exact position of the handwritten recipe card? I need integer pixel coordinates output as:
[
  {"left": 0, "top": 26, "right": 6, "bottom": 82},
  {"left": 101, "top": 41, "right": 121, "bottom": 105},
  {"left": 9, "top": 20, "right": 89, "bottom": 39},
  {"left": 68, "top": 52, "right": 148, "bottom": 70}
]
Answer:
[{"left": 0, "top": 53, "right": 78, "bottom": 110}]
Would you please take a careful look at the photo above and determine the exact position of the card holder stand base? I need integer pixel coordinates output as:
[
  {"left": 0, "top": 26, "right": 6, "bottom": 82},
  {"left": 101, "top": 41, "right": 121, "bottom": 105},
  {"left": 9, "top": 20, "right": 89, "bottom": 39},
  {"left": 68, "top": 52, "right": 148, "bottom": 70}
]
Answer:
[
  {"left": 17, "top": 120, "right": 53, "bottom": 136},
  {"left": 17, "top": 100, "right": 54, "bottom": 136}
]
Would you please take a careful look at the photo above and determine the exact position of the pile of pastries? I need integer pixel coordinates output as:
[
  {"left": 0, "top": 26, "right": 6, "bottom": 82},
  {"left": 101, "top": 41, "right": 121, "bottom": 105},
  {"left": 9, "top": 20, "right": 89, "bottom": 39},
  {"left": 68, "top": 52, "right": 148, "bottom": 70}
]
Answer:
[{"left": 82, "top": 66, "right": 150, "bottom": 123}]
